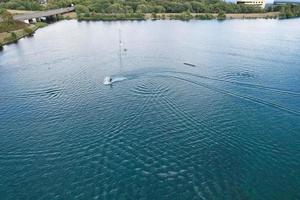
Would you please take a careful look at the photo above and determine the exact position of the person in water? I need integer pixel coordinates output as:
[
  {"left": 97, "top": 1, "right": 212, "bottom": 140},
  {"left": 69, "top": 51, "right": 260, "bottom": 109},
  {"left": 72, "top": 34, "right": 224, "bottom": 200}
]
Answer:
[{"left": 109, "top": 77, "right": 112, "bottom": 82}]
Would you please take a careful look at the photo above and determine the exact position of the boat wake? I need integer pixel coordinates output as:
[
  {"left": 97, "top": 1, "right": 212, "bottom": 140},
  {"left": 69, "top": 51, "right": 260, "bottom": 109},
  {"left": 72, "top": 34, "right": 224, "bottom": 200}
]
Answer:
[
  {"left": 103, "top": 69, "right": 300, "bottom": 116},
  {"left": 103, "top": 76, "right": 127, "bottom": 85},
  {"left": 112, "top": 76, "right": 127, "bottom": 83},
  {"left": 161, "top": 71, "right": 300, "bottom": 96},
  {"left": 159, "top": 74, "right": 300, "bottom": 116}
]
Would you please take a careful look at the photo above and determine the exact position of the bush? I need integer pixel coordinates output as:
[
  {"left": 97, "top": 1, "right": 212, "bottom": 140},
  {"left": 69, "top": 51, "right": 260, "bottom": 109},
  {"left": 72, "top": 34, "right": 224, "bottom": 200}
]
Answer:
[
  {"left": 24, "top": 27, "right": 33, "bottom": 34},
  {"left": 35, "top": 22, "right": 48, "bottom": 28},
  {"left": 75, "top": 4, "right": 89, "bottom": 15},
  {"left": 191, "top": 1, "right": 207, "bottom": 13},
  {"left": 170, "top": 12, "right": 193, "bottom": 20},
  {"left": 0, "top": 10, "right": 14, "bottom": 24},
  {"left": 217, "top": 11, "right": 226, "bottom": 20},
  {"left": 11, "top": 32, "right": 17, "bottom": 39},
  {"left": 0, "top": 8, "right": 5, "bottom": 15},
  {"left": 151, "top": 13, "right": 157, "bottom": 19},
  {"left": 278, "top": 4, "right": 300, "bottom": 19},
  {"left": 5, "top": 32, "right": 17, "bottom": 42},
  {"left": 136, "top": 4, "right": 153, "bottom": 13},
  {"left": 0, "top": 0, "right": 42, "bottom": 10},
  {"left": 106, "top": 3, "right": 125, "bottom": 13},
  {"left": 0, "top": 21, "right": 27, "bottom": 33},
  {"left": 194, "top": 13, "right": 215, "bottom": 20},
  {"left": 153, "top": 6, "right": 166, "bottom": 13},
  {"left": 78, "top": 13, "right": 145, "bottom": 21},
  {"left": 38, "top": 0, "right": 267, "bottom": 15}
]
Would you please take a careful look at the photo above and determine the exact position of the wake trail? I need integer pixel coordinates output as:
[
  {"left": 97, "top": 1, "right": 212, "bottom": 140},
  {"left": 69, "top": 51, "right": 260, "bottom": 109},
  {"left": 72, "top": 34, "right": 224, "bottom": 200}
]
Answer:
[
  {"left": 163, "top": 71, "right": 300, "bottom": 96},
  {"left": 160, "top": 75, "right": 300, "bottom": 117}
]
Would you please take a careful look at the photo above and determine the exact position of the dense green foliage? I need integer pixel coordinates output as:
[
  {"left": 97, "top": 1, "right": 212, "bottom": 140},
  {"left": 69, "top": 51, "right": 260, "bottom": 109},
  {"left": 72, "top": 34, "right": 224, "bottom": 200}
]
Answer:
[
  {"left": 2, "top": 0, "right": 299, "bottom": 21},
  {"left": 194, "top": 13, "right": 214, "bottom": 19},
  {"left": 217, "top": 11, "right": 226, "bottom": 19},
  {"left": 0, "top": 20, "right": 27, "bottom": 32},
  {"left": 0, "top": 7, "right": 4, "bottom": 14},
  {"left": 78, "top": 12, "right": 145, "bottom": 20},
  {"left": 266, "top": 4, "right": 300, "bottom": 18},
  {"left": 0, "top": 8, "right": 13, "bottom": 22},
  {"left": 72, "top": 0, "right": 264, "bottom": 14},
  {"left": 35, "top": 21, "right": 48, "bottom": 28},
  {"left": 0, "top": 9, "right": 21, "bottom": 32},
  {"left": 70, "top": 0, "right": 264, "bottom": 20},
  {"left": 278, "top": 4, "right": 300, "bottom": 18},
  {"left": 168, "top": 11, "right": 193, "bottom": 20},
  {"left": 24, "top": 26, "right": 34, "bottom": 34},
  {"left": 0, "top": 0, "right": 264, "bottom": 14},
  {"left": 0, "top": 0, "right": 42, "bottom": 10}
]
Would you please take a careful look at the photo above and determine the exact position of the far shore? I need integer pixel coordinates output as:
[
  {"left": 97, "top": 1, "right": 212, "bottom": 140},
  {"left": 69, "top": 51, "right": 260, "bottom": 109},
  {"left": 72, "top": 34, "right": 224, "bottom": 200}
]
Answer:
[
  {"left": 146, "top": 12, "right": 281, "bottom": 20},
  {"left": 0, "top": 10, "right": 288, "bottom": 50},
  {"left": 2, "top": 9, "right": 283, "bottom": 21},
  {"left": 74, "top": 11, "right": 281, "bottom": 21},
  {"left": 62, "top": 11, "right": 281, "bottom": 20}
]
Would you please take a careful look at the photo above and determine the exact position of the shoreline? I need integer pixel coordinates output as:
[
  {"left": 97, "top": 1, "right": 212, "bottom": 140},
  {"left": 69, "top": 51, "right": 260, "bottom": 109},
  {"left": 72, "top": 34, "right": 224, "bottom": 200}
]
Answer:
[
  {"left": 0, "top": 11, "right": 291, "bottom": 50},
  {"left": 147, "top": 12, "right": 280, "bottom": 20},
  {"left": 0, "top": 22, "right": 47, "bottom": 50},
  {"left": 75, "top": 12, "right": 281, "bottom": 21}
]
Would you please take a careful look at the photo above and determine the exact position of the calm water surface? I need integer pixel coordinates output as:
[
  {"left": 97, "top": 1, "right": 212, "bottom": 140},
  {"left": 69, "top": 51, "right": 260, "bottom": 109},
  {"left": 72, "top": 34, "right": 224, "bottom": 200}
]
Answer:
[{"left": 0, "top": 19, "right": 300, "bottom": 200}]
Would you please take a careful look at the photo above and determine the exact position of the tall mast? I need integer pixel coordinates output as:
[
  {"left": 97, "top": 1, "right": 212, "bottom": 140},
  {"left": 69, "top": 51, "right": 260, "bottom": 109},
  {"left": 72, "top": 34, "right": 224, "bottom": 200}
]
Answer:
[
  {"left": 118, "top": 29, "right": 123, "bottom": 71},
  {"left": 119, "top": 29, "right": 122, "bottom": 47}
]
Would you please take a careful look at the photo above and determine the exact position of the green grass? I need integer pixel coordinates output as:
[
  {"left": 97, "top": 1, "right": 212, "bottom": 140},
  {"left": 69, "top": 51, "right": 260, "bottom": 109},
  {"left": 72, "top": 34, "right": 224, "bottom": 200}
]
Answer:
[
  {"left": 0, "top": 24, "right": 43, "bottom": 48},
  {"left": 35, "top": 22, "right": 48, "bottom": 28},
  {"left": 0, "top": 21, "right": 27, "bottom": 33}
]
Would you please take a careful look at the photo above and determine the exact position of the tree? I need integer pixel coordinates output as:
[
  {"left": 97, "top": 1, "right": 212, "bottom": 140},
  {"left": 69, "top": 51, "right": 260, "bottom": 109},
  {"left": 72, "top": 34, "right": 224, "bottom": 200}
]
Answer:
[
  {"left": 87, "top": 0, "right": 110, "bottom": 13},
  {"left": 1, "top": 10, "right": 14, "bottom": 24},
  {"left": 191, "top": 1, "right": 207, "bottom": 13},
  {"left": 217, "top": 11, "right": 226, "bottom": 20},
  {"left": 75, "top": 4, "right": 89, "bottom": 14},
  {"left": 0, "top": 8, "right": 5, "bottom": 15},
  {"left": 136, "top": 4, "right": 153, "bottom": 13},
  {"left": 106, "top": 3, "right": 124, "bottom": 13},
  {"left": 153, "top": 5, "right": 165, "bottom": 13}
]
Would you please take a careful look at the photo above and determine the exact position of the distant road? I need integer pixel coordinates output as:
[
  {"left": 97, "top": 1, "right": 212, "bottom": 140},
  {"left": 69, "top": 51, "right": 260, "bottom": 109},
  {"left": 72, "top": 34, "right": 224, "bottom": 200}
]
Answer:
[{"left": 13, "top": 7, "right": 75, "bottom": 21}]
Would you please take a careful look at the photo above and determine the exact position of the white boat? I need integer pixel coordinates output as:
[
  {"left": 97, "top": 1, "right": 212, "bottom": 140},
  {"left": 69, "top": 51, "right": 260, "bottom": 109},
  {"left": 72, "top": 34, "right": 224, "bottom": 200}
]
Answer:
[{"left": 103, "top": 76, "right": 112, "bottom": 85}]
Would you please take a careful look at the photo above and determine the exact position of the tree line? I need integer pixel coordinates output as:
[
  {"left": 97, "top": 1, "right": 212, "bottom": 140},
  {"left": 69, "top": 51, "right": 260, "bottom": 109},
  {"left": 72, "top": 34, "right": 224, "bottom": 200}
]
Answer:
[
  {"left": 1, "top": 0, "right": 299, "bottom": 19},
  {"left": 0, "top": 0, "right": 264, "bottom": 13},
  {"left": 269, "top": 4, "right": 300, "bottom": 18}
]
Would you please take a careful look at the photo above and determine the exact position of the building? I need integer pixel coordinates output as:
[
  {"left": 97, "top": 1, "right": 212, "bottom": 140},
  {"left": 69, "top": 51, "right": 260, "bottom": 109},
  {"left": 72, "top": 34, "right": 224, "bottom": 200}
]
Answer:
[
  {"left": 38, "top": 0, "right": 48, "bottom": 5},
  {"left": 236, "top": 0, "right": 266, "bottom": 8}
]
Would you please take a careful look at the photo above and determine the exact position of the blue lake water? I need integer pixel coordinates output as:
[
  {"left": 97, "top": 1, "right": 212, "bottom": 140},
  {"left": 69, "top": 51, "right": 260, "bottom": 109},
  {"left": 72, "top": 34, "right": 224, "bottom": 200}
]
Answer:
[{"left": 0, "top": 19, "right": 300, "bottom": 200}]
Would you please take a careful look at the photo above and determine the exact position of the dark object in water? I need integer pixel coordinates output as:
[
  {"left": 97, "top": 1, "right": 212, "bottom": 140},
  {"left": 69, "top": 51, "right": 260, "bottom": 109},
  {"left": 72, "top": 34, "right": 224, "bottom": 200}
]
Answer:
[
  {"left": 236, "top": 72, "right": 254, "bottom": 78},
  {"left": 184, "top": 62, "right": 196, "bottom": 67}
]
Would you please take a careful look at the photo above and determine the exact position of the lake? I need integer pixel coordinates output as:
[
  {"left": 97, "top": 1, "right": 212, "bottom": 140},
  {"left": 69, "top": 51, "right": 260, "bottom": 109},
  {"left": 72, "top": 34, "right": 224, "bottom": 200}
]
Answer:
[{"left": 0, "top": 19, "right": 300, "bottom": 200}]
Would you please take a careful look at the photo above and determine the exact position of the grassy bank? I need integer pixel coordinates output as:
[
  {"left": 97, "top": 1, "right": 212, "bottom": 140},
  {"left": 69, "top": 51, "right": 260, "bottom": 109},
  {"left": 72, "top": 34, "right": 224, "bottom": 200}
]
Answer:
[
  {"left": 76, "top": 11, "right": 281, "bottom": 21},
  {"left": 0, "top": 20, "right": 27, "bottom": 32},
  {"left": 78, "top": 13, "right": 145, "bottom": 21},
  {"left": 0, "top": 22, "right": 47, "bottom": 49},
  {"left": 153, "top": 12, "right": 280, "bottom": 20}
]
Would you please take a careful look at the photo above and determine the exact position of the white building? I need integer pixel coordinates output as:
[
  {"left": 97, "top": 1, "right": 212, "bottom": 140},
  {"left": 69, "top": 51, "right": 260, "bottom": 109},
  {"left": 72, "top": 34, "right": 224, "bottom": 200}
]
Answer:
[
  {"left": 39, "top": 0, "right": 48, "bottom": 5},
  {"left": 236, "top": 0, "right": 266, "bottom": 8}
]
